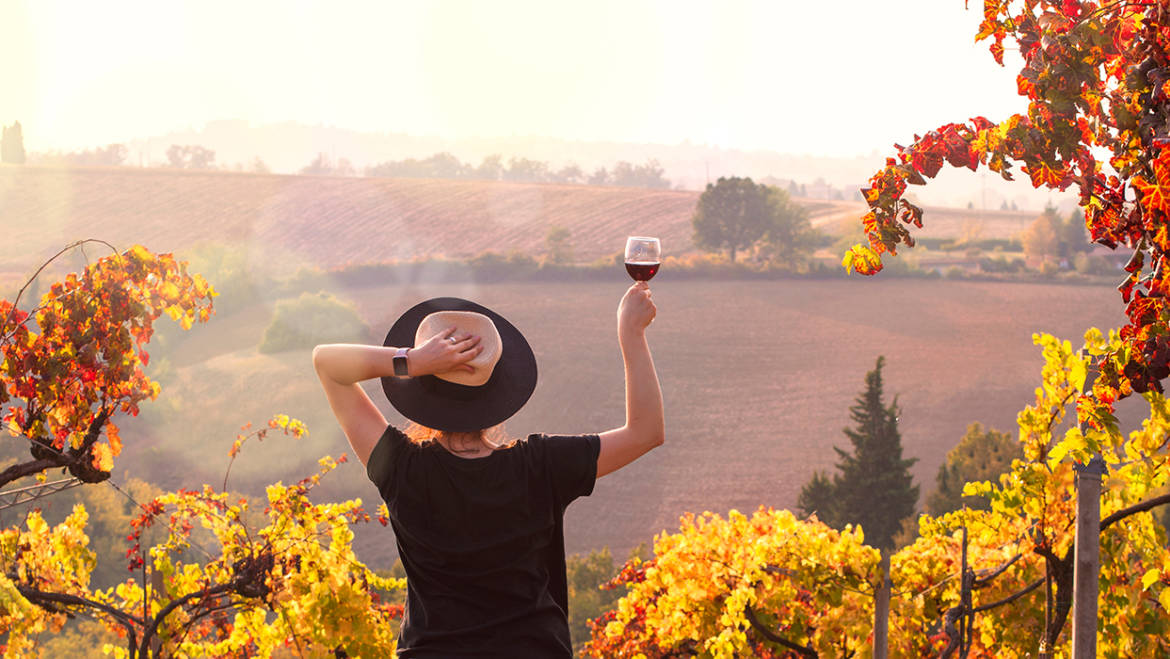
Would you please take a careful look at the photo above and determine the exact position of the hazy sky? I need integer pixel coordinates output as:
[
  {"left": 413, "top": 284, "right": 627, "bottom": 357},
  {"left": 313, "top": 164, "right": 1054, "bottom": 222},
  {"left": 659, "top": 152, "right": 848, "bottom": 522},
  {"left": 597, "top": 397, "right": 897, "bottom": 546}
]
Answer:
[{"left": 4, "top": 1, "right": 1025, "bottom": 158}]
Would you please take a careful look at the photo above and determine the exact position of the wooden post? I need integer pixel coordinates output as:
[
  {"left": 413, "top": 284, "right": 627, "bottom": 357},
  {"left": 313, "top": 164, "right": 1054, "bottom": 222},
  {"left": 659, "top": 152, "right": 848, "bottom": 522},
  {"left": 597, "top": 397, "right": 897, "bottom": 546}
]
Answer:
[
  {"left": 873, "top": 550, "right": 890, "bottom": 659},
  {"left": 1070, "top": 354, "right": 1103, "bottom": 658},
  {"left": 150, "top": 565, "right": 164, "bottom": 657},
  {"left": 959, "top": 524, "right": 972, "bottom": 659},
  {"left": 1071, "top": 455, "right": 1105, "bottom": 658}
]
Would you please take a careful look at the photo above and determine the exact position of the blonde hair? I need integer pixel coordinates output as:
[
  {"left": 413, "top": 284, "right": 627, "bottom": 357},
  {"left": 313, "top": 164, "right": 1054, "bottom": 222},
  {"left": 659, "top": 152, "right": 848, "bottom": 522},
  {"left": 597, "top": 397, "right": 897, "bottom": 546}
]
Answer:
[{"left": 404, "top": 422, "right": 516, "bottom": 451}]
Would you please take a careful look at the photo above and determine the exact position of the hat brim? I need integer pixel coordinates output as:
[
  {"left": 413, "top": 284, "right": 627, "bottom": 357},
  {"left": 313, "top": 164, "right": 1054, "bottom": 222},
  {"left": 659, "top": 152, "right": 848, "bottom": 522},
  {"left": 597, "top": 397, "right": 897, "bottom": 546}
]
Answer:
[{"left": 381, "top": 298, "right": 537, "bottom": 433}]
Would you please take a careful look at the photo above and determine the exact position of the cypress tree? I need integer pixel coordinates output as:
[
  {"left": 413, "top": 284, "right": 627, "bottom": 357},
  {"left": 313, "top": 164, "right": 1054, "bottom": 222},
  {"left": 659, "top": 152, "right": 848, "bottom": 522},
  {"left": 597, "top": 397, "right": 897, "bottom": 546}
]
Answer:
[
  {"left": 798, "top": 356, "right": 918, "bottom": 550},
  {"left": 796, "top": 470, "right": 836, "bottom": 523},
  {"left": 1, "top": 121, "right": 26, "bottom": 164},
  {"left": 926, "top": 422, "right": 1020, "bottom": 516}
]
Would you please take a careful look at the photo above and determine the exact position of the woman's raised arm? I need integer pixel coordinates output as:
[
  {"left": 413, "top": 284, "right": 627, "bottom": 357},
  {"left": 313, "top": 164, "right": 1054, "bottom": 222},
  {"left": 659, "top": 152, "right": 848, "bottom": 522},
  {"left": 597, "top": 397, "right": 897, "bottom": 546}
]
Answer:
[
  {"left": 597, "top": 282, "right": 665, "bottom": 478},
  {"left": 312, "top": 329, "right": 481, "bottom": 465}
]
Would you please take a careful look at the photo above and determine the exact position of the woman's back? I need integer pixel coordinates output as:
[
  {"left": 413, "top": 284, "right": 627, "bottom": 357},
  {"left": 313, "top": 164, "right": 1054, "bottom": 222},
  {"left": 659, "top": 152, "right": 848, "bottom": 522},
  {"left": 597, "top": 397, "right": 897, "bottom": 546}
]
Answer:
[{"left": 367, "top": 425, "right": 600, "bottom": 657}]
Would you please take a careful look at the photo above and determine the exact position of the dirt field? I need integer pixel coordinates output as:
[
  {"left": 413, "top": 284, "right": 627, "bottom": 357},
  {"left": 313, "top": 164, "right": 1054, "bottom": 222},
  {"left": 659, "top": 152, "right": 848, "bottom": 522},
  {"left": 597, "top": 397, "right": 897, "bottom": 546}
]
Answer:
[{"left": 101, "top": 276, "right": 1138, "bottom": 567}]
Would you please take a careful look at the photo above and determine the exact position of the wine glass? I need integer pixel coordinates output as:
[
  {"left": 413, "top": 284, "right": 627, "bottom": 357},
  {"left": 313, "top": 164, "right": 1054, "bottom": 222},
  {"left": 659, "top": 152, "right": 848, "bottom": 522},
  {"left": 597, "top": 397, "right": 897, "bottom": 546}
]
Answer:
[{"left": 624, "top": 236, "right": 661, "bottom": 282}]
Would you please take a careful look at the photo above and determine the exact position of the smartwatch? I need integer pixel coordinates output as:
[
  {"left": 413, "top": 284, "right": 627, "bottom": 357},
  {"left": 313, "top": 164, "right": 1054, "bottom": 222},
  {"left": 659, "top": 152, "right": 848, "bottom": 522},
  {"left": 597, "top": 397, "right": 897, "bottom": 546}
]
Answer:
[{"left": 392, "top": 347, "right": 410, "bottom": 377}]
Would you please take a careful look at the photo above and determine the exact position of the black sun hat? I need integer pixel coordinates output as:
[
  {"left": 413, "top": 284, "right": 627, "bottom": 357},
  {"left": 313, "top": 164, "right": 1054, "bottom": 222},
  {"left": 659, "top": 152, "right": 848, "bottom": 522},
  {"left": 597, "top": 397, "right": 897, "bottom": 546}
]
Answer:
[{"left": 381, "top": 297, "right": 537, "bottom": 433}]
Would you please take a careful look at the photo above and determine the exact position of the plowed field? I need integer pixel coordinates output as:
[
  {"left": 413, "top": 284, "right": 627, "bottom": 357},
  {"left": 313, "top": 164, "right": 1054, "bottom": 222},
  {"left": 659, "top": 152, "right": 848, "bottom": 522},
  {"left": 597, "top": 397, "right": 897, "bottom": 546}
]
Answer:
[
  {"left": 0, "top": 166, "right": 700, "bottom": 280},
  {"left": 0, "top": 166, "right": 1034, "bottom": 286}
]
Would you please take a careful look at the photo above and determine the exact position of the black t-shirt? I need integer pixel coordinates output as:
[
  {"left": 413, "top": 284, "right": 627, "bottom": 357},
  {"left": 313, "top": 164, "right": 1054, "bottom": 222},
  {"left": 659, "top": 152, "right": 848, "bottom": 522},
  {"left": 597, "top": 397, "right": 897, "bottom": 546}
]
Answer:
[{"left": 365, "top": 425, "right": 601, "bottom": 658}]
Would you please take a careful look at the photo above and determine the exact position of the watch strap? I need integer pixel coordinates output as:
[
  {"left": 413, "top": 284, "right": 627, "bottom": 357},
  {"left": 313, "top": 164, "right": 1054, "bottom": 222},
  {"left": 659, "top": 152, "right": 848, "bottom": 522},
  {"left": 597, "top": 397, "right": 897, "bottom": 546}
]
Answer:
[{"left": 393, "top": 347, "right": 410, "bottom": 377}]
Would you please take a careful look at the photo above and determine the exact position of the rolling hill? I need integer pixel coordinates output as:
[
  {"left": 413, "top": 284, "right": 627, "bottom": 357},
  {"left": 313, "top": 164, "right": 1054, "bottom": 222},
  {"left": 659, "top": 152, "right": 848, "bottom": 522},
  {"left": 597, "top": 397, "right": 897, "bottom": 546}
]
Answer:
[
  {"left": 0, "top": 165, "right": 1040, "bottom": 288},
  {"left": 1, "top": 166, "right": 697, "bottom": 283}
]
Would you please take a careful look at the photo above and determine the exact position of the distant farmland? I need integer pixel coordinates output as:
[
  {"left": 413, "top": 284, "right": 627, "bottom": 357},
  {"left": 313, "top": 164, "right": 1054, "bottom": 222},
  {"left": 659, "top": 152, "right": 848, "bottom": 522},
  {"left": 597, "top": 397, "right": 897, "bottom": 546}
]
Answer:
[
  {"left": 0, "top": 166, "right": 1039, "bottom": 286},
  {"left": 1, "top": 166, "right": 698, "bottom": 281}
]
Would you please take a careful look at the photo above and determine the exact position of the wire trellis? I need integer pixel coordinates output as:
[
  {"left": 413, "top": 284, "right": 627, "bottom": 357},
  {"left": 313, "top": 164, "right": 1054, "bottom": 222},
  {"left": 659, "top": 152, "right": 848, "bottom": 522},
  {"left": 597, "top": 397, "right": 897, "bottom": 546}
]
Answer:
[{"left": 0, "top": 477, "right": 83, "bottom": 511}]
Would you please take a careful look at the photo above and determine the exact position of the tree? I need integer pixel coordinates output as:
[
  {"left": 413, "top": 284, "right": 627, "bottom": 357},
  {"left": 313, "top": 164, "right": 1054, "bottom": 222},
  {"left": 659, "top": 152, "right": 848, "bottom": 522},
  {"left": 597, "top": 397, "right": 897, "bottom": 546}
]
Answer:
[
  {"left": 798, "top": 356, "right": 918, "bottom": 550},
  {"left": 545, "top": 225, "right": 573, "bottom": 264},
  {"left": 1022, "top": 205, "right": 1063, "bottom": 265},
  {"left": 504, "top": 156, "right": 549, "bottom": 183},
  {"left": 693, "top": 176, "right": 806, "bottom": 262},
  {"left": 165, "top": 145, "right": 215, "bottom": 170},
  {"left": 1024, "top": 205, "right": 1093, "bottom": 268},
  {"left": 259, "top": 291, "right": 371, "bottom": 353},
  {"left": 366, "top": 153, "right": 465, "bottom": 179},
  {"left": 755, "top": 186, "right": 818, "bottom": 268},
  {"left": 566, "top": 547, "right": 633, "bottom": 656},
  {"left": 795, "top": 470, "right": 835, "bottom": 522},
  {"left": 693, "top": 176, "right": 765, "bottom": 261},
  {"left": 300, "top": 152, "right": 334, "bottom": 175},
  {"left": 0, "top": 241, "right": 215, "bottom": 491},
  {"left": 1, "top": 121, "right": 27, "bottom": 164},
  {"left": 416, "top": 152, "right": 464, "bottom": 178},
  {"left": 470, "top": 154, "right": 500, "bottom": 180},
  {"left": 610, "top": 159, "right": 671, "bottom": 189},
  {"left": 553, "top": 162, "right": 585, "bottom": 184},
  {"left": 924, "top": 422, "right": 1020, "bottom": 516},
  {"left": 1061, "top": 208, "right": 1091, "bottom": 255},
  {"left": 841, "top": 0, "right": 1170, "bottom": 403},
  {"left": 62, "top": 144, "right": 126, "bottom": 167},
  {"left": 299, "top": 152, "right": 354, "bottom": 176}
]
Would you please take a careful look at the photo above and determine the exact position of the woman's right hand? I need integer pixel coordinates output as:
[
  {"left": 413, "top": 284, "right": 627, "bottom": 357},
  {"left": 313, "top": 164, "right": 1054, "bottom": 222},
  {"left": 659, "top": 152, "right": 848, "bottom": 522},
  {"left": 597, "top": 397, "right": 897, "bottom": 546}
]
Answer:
[
  {"left": 408, "top": 326, "right": 483, "bottom": 376},
  {"left": 617, "top": 281, "right": 657, "bottom": 339}
]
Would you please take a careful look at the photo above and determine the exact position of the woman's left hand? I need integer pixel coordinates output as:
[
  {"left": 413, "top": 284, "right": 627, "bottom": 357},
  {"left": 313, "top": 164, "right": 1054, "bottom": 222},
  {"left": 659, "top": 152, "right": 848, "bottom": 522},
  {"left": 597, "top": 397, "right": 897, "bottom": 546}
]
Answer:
[{"left": 407, "top": 326, "right": 483, "bottom": 377}]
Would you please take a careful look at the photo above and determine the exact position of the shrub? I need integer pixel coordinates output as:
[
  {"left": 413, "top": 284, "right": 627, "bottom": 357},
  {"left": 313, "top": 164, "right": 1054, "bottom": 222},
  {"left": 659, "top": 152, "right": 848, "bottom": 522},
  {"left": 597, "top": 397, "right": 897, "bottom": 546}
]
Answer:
[
  {"left": 259, "top": 292, "right": 371, "bottom": 353},
  {"left": 979, "top": 255, "right": 1025, "bottom": 273},
  {"left": 180, "top": 243, "right": 263, "bottom": 316},
  {"left": 1074, "top": 253, "right": 1118, "bottom": 276}
]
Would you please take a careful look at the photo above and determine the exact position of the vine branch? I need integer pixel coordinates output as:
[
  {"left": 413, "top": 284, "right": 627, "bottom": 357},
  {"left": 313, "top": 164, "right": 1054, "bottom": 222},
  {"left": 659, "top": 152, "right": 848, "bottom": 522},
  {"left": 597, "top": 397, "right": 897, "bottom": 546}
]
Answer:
[{"left": 743, "top": 604, "right": 818, "bottom": 657}]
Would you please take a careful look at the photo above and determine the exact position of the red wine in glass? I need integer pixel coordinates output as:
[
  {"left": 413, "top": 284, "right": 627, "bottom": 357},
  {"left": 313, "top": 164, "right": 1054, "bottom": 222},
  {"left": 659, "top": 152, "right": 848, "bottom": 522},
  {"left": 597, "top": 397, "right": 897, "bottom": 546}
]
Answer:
[
  {"left": 625, "top": 261, "right": 660, "bottom": 281},
  {"left": 625, "top": 236, "right": 661, "bottom": 282}
]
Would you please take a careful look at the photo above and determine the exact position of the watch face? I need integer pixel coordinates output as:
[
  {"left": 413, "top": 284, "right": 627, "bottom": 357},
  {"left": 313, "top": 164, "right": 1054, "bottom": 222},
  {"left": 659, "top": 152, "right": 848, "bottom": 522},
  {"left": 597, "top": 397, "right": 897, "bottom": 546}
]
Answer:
[{"left": 393, "top": 354, "right": 409, "bottom": 377}]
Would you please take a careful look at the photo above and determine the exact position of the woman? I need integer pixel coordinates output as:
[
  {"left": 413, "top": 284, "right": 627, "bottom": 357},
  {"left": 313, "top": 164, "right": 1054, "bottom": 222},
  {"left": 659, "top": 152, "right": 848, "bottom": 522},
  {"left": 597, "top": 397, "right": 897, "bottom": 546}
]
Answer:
[{"left": 311, "top": 282, "right": 663, "bottom": 657}]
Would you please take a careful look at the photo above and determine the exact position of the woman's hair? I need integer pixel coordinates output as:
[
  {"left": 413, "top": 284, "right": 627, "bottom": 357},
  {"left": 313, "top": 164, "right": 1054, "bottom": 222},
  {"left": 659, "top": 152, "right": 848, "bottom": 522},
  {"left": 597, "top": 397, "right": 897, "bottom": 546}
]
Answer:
[{"left": 404, "top": 423, "right": 516, "bottom": 451}]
